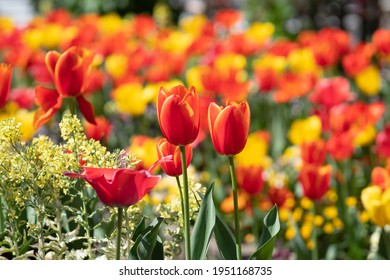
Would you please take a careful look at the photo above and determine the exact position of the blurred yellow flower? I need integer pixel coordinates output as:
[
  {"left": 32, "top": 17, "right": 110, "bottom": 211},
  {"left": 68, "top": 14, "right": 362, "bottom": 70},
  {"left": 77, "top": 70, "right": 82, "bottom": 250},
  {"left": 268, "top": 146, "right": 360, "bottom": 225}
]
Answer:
[
  {"left": 361, "top": 185, "right": 390, "bottom": 227},
  {"left": 300, "top": 197, "right": 314, "bottom": 210},
  {"left": 253, "top": 54, "right": 287, "bottom": 74},
  {"left": 314, "top": 215, "right": 324, "bottom": 227},
  {"left": 285, "top": 226, "right": 296, "bottom": 240},
  {"left": 300, "top": 221, "right": 312, "bottom": 240},
  {"left": 41, "top": 24, "right": 63, "bottom": 49},
  {"left": 112, "top": 82, "right": 149, "bottom": 116},
  {"left": 288, "top": 115, "right": 322, "bottom": 145},
  {"left": 324, "top": 206, "right": 338, "bottom": 219},
  {"left": 186, "top": 66, "right": 207, "bottom": 93},
  {"left": 23, "top": 28, "right": 43, "bottom": 50},
  {"left": 128, "top": 135, "right": 159, "bottom": 171},
  {"left": 215, "top": 53, "right": 247, "bottom": 76},
  {"left": 345, "top": 196, "right": 357, "bottom": 208},
  {"left": 180, "top": 14, "right": 208, "bottom": 37},
  {"left": 98, "top": 13, "right": 123, "bottom": 35},
  {"left": 288, "top": 48, "right": 318, "bottom": 73},
  {"left": 323, "top": 222, "right": 334, "bottom": 234},
  {"left": 161, "top": 30, "right": 193, "bottom": 54},
  {"left": 355, "top": 65, "right": 381, "bottom": 96},
  {"left": 354, "top": 125, "right": 376, "bottom": 146},
  {"left": 0, "top": 17, "right": 15, "bottom": 34},
  {"left": 105, "top": 54, "right": 128, "bottom": 80},
  {"left": 244, "top": 22, "right": 275, "bottom": 45},
  {"left": 235, "top": 130, "right": 270, "bottom": 167},
  {"left": 306, "top": 240, "right": 315, "bottom": 251},
  {"left": 15, "top": 109, "right": 35, "bottom": 141}
]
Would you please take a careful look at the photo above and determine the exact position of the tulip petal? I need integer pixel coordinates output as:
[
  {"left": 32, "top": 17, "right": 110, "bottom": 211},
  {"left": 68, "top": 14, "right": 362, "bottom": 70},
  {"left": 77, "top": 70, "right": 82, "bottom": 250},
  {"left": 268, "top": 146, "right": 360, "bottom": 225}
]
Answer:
[
  {"left": 33, "top": 87, "right": 62, "bottom": 129},
  {"left": 45, "top": 50, "right": 61, "bottom": 81},
  {"left": 208, "top": 102, "right": 223, "bottom": 152},
  {"left": 0, "top": 63, "right": 12, "bottom": 109},
  {"left": 76, "top": 95, "right": 96, "bottom": 125}
]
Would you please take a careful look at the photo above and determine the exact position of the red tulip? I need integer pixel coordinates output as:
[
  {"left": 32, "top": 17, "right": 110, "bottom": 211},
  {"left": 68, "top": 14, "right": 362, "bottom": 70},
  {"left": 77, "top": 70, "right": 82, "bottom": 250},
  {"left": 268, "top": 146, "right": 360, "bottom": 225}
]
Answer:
[
  {"left": 64, "top": 167, "right": 161, "bottom": 207},
  {"left": 156, "top": 138, "right": 192, "bottom": 177},
  {"left": 372, "top": 29, "right": 390, "bottom": 56},
  {"left": 300, "top": 140, "right": 327, "bottom": 165},
  {"left": 299, "top": 164, "right": 332, "bottom": 201},
  {"left": 236, "top": 165, "right": 264, "bottom": 195},
  {"left": 34, "top": 46, "right": 96, "bottom": 129},
  {"left": 0, "top": 63, "right": 12, "bottom": 109},
  {"left": 309, "top": 77, "right": 355, "bottom": 108},
  {"left": 376, "top": 125, "right": 390, "bottom": 158},
  {"left": 208, "top": 100, "right": 250, "bottom": 155},
  {"left": 84, "top": 116, "right": 112, "bottom": 143},
  {"left": 157, "top": 85, "right": 200, "bottom": 146}
]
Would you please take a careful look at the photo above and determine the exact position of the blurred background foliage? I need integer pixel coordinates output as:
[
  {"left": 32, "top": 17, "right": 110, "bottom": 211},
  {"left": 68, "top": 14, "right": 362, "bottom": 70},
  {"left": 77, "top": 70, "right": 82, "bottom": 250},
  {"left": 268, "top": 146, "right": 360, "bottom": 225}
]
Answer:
[{"left": 28, "top": 0, "right": 389, "bottom": 40}]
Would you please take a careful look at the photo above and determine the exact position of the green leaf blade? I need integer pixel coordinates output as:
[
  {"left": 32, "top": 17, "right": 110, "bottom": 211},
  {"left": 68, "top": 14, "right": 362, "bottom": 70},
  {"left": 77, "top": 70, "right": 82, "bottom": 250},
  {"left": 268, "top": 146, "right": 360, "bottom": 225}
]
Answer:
[{"left": 250, "top": 204, "right": 280, "bottom": 260}]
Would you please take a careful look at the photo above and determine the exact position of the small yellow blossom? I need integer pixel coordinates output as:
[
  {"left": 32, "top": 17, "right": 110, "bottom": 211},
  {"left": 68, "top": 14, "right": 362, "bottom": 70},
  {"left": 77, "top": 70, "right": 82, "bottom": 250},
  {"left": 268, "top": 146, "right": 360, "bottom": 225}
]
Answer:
[
  {"left": 345, "top": 196, "right": 357, "bottom": 208},
  {"left": 300, "top": 221, "right": 312, "bottom": 240},
  {"left": 300, "top": 197, "right": 314, "bottom": 210},
  {"left": 324, "top": 206, "right": 338, "bottom": 219},
  {"left": 314, "top": 215, "right": 324, "bottom": 227},
  {"left": 323, "top": 222, "right": 334, "bottom": 234},
  {"left": 285, "top": 226, "right": 296, "bottom": 240},
  {"left": 354, "top": 125, "right": 376, "bottom": 146}
]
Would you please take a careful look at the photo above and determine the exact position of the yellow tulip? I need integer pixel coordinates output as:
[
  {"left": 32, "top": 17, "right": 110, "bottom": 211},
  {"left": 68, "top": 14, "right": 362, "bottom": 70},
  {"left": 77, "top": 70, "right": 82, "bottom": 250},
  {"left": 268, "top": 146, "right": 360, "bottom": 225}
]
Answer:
[
  {"left": 15, "top": 109, "right": 35, "bottom": 141},
  {"left": 288, "top": 115, "right": 322, "bottom": 145},
  {"left": 288, "top": 48, "right": 318, "bottom": 73},
  {"left": 355, "top": 65, "right": 381, "bottom": 96},
  {"left": 128, "top": 135, "right": 159, "bottom": 170},
  {"left": 353, "top": 125, "right": 376, "bottom": 146},
  {"left": 235, "top": 130, "right": 269, "bottom": 167},
  {"left": 253, "top": 54, "right": 287, "bottom": 74},
  {"left": 361, "top": 185, "right": 390, "bottom": 227},
  {"left": 112, "top": 83, "right": 148, "bottom": 116},
  {"left": 244, "top": 22, "right": 275, "bottom": 45},
  {"left": 180, "top": 14, "right": 208, "bottom": 37},
  {"left": 105, "top": 54, "right": 128, "bottom": 80},
  {"left": 98, "top": 13, "right": 123, "bottom": 35}
]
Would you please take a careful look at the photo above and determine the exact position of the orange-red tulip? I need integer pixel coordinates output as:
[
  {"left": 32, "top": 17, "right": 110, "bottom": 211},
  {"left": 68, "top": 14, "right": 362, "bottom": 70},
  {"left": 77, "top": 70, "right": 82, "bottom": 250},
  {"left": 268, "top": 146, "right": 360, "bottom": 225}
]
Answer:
[
  {"left": 0, "top": 63, "right": 12, "bottom": 109},
  {"left": 156, "top": 138, "right": 192, "bottom": 177},
  {"left": 64, "top": 167, "right": 160, "bottom": 207},
  {"left": 299, "top": 164, "right": 332, "bottom": 201},
  {"left": 208, "top": 100, "right": 250, "bottom": 156},
  {"left": 236, "top": 165, "right": 264, "bottom": 195},
  {"left": 157, "top": 85, "right": 200, "bottom": 146},
  {"left": 300, "top": 140, "right": 327, "bottom": 165},
  {"left": 84, "top": 116, "right": 112, "bottom": 143},
  {"left": 34, "top": 46, "right": 96, "bottom": 129}
]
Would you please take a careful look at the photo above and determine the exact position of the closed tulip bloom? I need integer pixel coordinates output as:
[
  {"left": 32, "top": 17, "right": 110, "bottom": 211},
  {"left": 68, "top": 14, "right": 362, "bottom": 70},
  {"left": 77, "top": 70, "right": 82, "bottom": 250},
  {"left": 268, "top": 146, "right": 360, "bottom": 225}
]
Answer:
[
  {"left": 156, "top": 138, "right": 192, "bottom": 177},
  {"left": 0, "top": 63, "right": 12, "bottom": 109},
  {"left": 64, "top": 167, "right": 160, "bottom": 207},
  {"left": 361, "top": 186, "right": 390, "bottom": 227},
  {"left": 157, "top": 85, "right": 200, "bottom": 146},
  {"left": 208, "top": 101, "right": 250, "bottom": 156},
  {"left": 300, "top": 139, "right": 327, "bottom": 165},
  {"left": 299, "top": 164, "right": 332, "bottom": 201},
  {"left": 236, "top": 165, "right": 264, "bottom": 195}
]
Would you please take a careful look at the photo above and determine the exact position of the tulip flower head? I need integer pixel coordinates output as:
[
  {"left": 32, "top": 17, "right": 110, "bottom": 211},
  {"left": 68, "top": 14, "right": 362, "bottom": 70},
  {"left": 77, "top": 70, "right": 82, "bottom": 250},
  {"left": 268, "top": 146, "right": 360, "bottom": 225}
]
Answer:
[
  {"left": 157, "top": 85, "right": 200, "bottom": 146},
  {"left": 156, "top": 138, "right": 192, "bottom": 177},
  {"left": 64, "top": 165, "right": 162, "bottom": 208},
  {"left": 34, "top": 46, "right": 97, "bottom": 129},
  {"left": 208, "top": 100, "right": 250, "bottom": 156},
  {"left": 299, "top": 164, "right": 332, "bottom": 201},
  {"left": 0, "top": 63, "right": 12, "bottom": 109}
]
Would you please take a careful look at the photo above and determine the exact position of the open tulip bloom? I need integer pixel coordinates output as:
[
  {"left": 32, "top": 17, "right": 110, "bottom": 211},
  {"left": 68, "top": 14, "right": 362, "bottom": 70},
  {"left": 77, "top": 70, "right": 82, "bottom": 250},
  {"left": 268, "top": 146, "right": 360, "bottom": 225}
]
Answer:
[
  {"left": 34, "top": 46, "right": 97, "bottom": 129},
  {"left": 64, "top": 156, "right": 170, "bottom": 259}
]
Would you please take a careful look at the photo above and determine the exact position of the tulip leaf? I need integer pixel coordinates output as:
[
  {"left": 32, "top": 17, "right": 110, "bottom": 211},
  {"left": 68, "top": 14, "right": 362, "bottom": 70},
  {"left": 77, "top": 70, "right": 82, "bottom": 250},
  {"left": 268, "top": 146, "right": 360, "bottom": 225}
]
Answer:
[
  {"left": 190, "top": 182, "right": 216, "bottom": 260},
  {"left": 151, "top": 236, "right": 164, "bottom": 260},
  {"left": 132, "top": 216, "right": 146, "bottom": 241},
  {"left": 250, "top": 205, "right": 280, "bottom": 260},
  {"left": 137, "top": 216, "right": 164, "bottom": 260},
  {"left": 214, "top": 211, "right": 237, "bottom": 260}
]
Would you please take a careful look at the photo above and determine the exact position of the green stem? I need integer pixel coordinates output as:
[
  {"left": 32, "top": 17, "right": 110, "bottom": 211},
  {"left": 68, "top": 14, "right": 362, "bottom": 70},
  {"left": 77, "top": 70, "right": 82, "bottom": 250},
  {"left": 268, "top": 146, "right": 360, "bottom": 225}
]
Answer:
[
  {"left": 179, "top": 145, "right": 191, "bottom": 260},
  {"left": 311, "top": 205, "right": 318, "bottom": 260},
  {"left": 81, "top": 188, "right": 93, "bottom": 259},
  {"left": 116, "top": 207, "right": 123, "bottom": 260},
  {"left": 0, "top": 197, "right": 4, "bottom": 233},
  {"left": 175, "top": 176, "right": 185, "bottom": 222},
  {"left": 228, "top": 156, "right": 242, "bottom": 260},
  {"left": 383, "top": 228, "right": 390, "bottom": 259}
]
